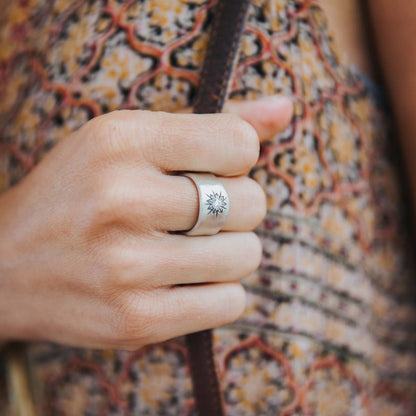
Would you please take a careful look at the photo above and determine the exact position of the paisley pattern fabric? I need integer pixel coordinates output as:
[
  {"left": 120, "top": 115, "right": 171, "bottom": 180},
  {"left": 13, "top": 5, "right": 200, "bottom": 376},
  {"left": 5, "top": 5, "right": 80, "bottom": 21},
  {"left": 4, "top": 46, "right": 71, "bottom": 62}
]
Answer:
[{"left": 1, "top": 0, "right": 416, "bottom": 414}]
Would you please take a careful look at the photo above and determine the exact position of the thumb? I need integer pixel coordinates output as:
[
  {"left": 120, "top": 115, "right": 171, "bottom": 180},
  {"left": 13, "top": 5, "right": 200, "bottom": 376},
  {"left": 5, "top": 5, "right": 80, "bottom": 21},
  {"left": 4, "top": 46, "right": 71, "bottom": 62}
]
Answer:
[
  {"left": 223, "top": 95, "right": 293, "bottom": 141},
  {"left": 175, "top": 95, "right": 293, "bottom": 141}
]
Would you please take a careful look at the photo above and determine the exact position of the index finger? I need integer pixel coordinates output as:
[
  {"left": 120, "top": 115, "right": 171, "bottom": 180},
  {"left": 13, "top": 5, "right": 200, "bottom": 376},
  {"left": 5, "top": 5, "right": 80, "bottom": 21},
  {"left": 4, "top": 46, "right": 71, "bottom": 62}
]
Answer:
[
  {"left": 147, "top": 111, "right": 260, "bottom": 176},
  {"left": 115, "top": 110, "right": 261, "bottom": 177}
]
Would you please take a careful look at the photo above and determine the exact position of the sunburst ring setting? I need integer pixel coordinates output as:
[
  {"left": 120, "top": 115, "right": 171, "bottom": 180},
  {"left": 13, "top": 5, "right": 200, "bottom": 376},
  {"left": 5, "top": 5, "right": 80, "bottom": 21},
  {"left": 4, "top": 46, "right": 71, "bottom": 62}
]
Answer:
[
  {"left": 178, "top": 172, "right": 230, "bottom": 236},
  {"left": 206, "top": 191, "right": 228, "bottom": 216}
]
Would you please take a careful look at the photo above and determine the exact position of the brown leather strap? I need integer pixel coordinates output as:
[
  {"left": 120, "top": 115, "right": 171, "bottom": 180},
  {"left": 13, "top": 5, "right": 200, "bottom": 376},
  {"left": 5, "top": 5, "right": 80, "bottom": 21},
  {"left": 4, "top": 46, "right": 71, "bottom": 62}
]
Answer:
[
  {"left": 186, "top": 1, "right": 251, "bottom": 415},
  {"left": 192, "top": 0, "right": 251, "bottom": 115}
]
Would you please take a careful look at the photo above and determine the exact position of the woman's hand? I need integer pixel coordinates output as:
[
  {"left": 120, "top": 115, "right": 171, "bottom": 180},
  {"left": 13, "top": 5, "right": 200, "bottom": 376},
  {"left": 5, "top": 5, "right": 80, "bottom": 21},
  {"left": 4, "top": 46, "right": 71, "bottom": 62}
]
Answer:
[{"left": 0, "top": 96, "right": 292, "bottom": 350}]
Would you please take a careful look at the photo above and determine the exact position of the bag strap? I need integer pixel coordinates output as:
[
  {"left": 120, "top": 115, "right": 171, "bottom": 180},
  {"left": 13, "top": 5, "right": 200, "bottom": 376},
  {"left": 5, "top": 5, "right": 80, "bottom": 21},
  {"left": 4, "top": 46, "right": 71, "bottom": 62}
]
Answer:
[
  {"left": 193, "top": 0, "right": 251, "bottom": 115},
  {"left": 187, "top": 1, "right": 252, "bottom": 415}
]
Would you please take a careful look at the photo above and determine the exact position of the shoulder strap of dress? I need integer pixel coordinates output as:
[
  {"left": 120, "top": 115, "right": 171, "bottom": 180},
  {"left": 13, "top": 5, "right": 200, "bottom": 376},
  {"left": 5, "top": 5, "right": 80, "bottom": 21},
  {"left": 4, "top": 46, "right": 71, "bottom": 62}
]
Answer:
[{"left": 187, "top": 1, "right": 252, "bottom": 415}]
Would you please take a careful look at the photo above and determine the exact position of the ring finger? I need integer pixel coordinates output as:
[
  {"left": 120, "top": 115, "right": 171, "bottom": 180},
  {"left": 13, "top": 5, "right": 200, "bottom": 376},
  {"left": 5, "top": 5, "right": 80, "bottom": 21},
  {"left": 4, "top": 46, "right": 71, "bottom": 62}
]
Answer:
[{"left": 115, "top": 231, "right": 263, "bottom": 288}]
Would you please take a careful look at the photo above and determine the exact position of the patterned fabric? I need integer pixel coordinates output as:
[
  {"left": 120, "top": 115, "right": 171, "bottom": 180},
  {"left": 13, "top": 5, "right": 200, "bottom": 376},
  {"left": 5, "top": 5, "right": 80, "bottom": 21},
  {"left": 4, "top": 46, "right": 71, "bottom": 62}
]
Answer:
[{"left": 1, "top": 0, "right": 416, "bottom": 415}]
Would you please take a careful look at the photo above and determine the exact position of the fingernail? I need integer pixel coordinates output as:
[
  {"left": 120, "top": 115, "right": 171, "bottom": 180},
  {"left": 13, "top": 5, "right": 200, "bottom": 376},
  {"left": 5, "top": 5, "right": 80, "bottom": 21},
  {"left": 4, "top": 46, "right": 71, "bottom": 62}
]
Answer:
[
  {"left": 224, "top": 94, "right": 294, "bottom": 117},
  {"left": 257, "top": 94, "right": 293, "bottom": 105}
]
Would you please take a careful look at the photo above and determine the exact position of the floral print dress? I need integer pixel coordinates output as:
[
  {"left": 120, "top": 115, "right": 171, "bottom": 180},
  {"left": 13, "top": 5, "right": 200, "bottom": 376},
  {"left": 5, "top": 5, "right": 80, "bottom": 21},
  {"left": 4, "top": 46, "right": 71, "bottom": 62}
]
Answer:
[{"left": 0, "top": 0, "right": 415, "bottom": 415}]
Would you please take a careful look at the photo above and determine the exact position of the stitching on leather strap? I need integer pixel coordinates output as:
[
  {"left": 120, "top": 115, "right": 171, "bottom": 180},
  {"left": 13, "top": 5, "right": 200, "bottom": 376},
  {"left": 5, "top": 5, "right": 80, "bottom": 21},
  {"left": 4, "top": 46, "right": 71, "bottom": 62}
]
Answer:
[{"left": 186, "top": 1, "right": 252, "bottom": 415}]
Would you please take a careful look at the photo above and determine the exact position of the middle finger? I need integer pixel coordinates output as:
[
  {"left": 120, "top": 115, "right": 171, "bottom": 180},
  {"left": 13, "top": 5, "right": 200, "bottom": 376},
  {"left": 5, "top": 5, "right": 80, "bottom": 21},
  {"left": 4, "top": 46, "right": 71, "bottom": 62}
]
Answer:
[{"left": 152, "top": 172, "right": 267, "bottom": 233}]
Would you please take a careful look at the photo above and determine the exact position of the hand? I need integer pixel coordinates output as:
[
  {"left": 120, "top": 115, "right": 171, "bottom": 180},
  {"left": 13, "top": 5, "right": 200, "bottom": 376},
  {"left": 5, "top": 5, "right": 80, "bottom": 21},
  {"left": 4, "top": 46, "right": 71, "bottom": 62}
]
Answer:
[{"left": 0, "top": 96, "right": 293, "bottom": 350}]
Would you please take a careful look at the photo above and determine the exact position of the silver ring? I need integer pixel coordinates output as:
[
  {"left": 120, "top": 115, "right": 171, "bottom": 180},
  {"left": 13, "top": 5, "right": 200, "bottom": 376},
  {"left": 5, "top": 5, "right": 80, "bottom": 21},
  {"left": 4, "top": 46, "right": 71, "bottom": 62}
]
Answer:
[{"left": 179, "top": 172, "right": 230, "bottom": 236}]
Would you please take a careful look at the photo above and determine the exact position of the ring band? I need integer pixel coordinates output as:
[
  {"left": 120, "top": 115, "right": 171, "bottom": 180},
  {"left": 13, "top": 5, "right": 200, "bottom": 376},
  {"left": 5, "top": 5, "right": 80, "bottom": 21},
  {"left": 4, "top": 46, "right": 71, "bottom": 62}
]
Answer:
[{"left": 179, "top": 172, "right": 230, "bottom": 236}]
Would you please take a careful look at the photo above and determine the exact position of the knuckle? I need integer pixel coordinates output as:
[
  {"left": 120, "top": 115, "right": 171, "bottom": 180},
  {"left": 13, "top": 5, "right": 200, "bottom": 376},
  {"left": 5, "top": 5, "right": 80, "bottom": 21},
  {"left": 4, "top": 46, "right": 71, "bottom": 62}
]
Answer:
[
  {"left": 88, "top": 112, "right": 122, "bottom": 145},
  {"left": 228, "top": 114, "right": 260, "bottom": 170},
  {"left": 111, "top": 302, "right": 137, "bottom": 341},
  {"left": 251, "top": 180, "right": 267, "bottom": 225},
  {"left": 99, "top": 244, "right": 130, "bottom": 286},
  {"left": 87, "top": 110, "right": 146, "bottom": 159},
  {"left": 221, "top": 283, "right": 247, "bottom": 324},
  {"left": 110, "top": 292, "right": 157, "bottom": 344},
  {"left": 93, "top": 180, "right": 124, "bottom": 222},
  {"left": 97, "top": 244, "right": 119, "bottom": 275},
  {"left": 90, "top": 172, "right": 144, "bottom": 224},
  {"left": 245, "top": 232, "right": 263, "bottom": 274}
]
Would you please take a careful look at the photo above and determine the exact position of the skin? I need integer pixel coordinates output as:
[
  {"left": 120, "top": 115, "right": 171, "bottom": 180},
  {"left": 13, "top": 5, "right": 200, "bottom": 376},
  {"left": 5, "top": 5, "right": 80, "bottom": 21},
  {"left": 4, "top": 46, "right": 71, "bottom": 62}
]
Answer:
[
  {"left": 365, "top": 0, "right": 416, "bottom": 228},
  {"left": 323, "top": 0, "right": 416, "bottom": 226},
  {"left": 0, "top": 95, "right": 293, "bottom": 351},
  {"left": 320, "top": 0, "right": 377, "bottom": 79}
]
